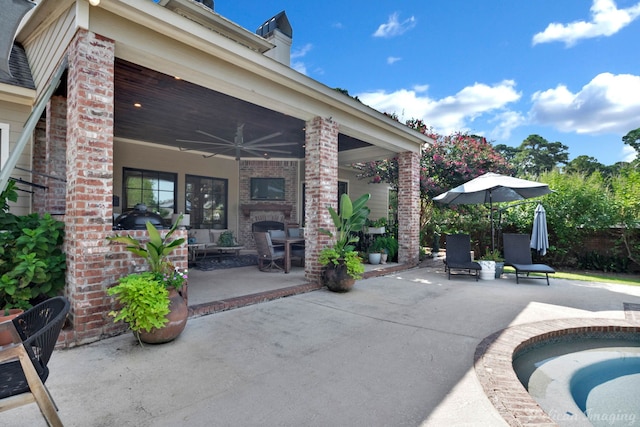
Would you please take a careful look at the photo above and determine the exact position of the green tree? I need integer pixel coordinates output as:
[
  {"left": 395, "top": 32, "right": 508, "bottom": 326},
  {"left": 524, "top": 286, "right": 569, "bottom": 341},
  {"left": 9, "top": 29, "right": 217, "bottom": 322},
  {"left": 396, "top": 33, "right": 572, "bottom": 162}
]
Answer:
[
  {"left": 622, "top": 127, "right": 640, "bottom": 154},
  {"left": 564, "top": 155, "right": 607, "bottom": 176},
  {"left": 610, "top": 167, "right": 640, "bottom": 267},
  {"left": 514, "top": 134, "right": 569, "bottom": 176},
  {"left": 493, "top": 144, "right": 519, "bottom": 168}
]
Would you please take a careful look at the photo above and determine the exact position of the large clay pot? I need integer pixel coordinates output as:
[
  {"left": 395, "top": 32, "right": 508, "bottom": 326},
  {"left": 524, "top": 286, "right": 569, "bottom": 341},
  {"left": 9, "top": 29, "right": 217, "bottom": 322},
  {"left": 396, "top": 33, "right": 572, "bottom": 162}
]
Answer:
[
  {"left": 322, "top": 262, "right": 356, "bottom": 293},
  {"left": 136, "top": 288, "right": 188, "bottom": 344},
  {"left": 0, "top": 309, "right": 24, "bottom": 346}
]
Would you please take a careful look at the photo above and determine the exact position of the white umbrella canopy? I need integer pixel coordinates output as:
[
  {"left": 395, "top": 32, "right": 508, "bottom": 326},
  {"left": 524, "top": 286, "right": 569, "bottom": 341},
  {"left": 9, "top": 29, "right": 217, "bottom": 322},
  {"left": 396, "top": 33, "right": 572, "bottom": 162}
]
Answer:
[
  {"left": 530, "top": 203, "right": 549, "bottom": 256},
  {"left": 433, "top": 172, "right": 552, "bottom": 251}
]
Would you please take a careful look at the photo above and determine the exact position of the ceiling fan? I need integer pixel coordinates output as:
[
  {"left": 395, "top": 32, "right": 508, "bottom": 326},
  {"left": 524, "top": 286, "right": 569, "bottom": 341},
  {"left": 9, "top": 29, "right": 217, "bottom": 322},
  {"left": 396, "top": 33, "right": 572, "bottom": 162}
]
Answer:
[{"left": 176, "top": 123, "right": 299, "bottom": 160}]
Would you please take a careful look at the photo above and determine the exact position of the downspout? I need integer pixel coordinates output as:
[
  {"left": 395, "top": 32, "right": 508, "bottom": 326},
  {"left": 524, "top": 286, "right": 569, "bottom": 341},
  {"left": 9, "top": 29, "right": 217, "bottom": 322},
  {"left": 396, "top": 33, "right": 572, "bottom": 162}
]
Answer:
[{"left": 0, "top": 57, "right": 67, "bottom": 193}]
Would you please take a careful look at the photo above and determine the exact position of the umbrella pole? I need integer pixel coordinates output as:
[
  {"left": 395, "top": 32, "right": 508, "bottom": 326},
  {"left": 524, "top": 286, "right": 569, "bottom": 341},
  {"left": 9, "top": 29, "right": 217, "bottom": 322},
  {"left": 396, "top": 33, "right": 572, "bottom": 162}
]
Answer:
[{"left": 490, "top": 193, "right": 495, "bottom": 253}]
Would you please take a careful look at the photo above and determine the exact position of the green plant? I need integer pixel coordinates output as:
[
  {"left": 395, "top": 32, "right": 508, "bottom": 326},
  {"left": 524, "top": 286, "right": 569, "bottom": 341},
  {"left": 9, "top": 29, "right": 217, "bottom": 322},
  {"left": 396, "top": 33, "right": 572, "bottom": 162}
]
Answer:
[
  {"left": 367, "top": 217, "right": 387, "bottom": 228},
  {"left": 318, "top": 193, "right": 370, "bottom": 280},
  {"left": 107, "top": 272, "right": 170, "bottom": 344},
  {"left": 368, "top": 236, "right": 387, "bottom": 254},
  {"left": 318, "top": 248, "right": 364, "bottom": 280},
  {"left": 0, "top": 187, "right": 66, "bottom": 310},
  {"left": 107, "top": 215, "right": 186, "bottom": 289},
  {"left": 480, "top": 247, "right": 504, "bottom": 262},
  {"left": 373, "top": 236, "right": 399, "bottom": 260},
  {"left": 217, "top": 230, "right": 236, "bottom": 247}
]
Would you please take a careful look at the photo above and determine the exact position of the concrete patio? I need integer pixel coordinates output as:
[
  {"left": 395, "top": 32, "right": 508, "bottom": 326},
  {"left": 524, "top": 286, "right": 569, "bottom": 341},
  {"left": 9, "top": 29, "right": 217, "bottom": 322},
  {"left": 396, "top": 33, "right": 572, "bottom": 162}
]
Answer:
[{"left": 5, "top": 264, "right": 640, "bottom": 426}]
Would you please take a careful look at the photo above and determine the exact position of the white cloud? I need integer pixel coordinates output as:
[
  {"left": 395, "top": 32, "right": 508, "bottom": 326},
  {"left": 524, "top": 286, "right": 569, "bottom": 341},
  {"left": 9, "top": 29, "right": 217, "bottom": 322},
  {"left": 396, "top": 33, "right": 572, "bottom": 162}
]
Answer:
[
  {"left": 387, "top": 56, "right": 402, "bottom": 65},
  {"left": 533, "top": 0, "right": 640, "bottom": 46},
  {"left": 622, "top": 144, "right": 638, "bottom": 162},
  {"left": 357, "top": 80, "right": 521, "bottom": 135},
  {"left": 373, "top": 12, "right": 416, "bottom": 38},
  {"left": 291, "top": 43, "right": 313, "bottom": 75},
  {"left": 530, "top": 73, "right": 640, "bottom": 134},
  {"left": 488, "top": 111, "right": 526, "bottom": 140}
]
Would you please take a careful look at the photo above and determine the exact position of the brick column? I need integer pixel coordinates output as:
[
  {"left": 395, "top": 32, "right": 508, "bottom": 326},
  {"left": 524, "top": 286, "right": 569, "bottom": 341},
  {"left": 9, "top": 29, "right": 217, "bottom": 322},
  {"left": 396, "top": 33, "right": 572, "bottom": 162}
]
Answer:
[
  {"left": 304, "top": 117, "right": 339, "bottom": 284},
  {"left": 64, "top": 30, "right": 116, "bottom": 345},
  {"left": 397, "top": 151, "right": 420, "bottom": 266}
]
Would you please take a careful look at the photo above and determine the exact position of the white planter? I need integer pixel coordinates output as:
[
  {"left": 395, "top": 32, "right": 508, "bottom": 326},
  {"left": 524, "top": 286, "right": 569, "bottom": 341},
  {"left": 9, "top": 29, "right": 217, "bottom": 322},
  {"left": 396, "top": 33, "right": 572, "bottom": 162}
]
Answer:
[
  {"left": 478, "top": 260, "right": 496, "bottom": 280},
  {"left": 368, "top": 253, "right": 382, "bottom": 265},
  {"left": 367, "top": 227, "right": 385, "bottom": 234}
]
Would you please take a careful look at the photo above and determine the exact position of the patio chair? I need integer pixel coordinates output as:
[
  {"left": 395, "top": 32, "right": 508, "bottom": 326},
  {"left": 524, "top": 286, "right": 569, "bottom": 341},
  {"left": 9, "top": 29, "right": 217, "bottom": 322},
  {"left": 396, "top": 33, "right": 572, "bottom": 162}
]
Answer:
[
  {"left": 444, "top": 234, "right": 481, "bottom": 281},
  {"left": 267, "top": 229, "right": 286, "bottom": 251},
  {"left": 287, "top": 227, "right": 305, "bottom": 266},
  {"left": 0, "top": 296, "right": 70, "bottom": 427},
  {"left": 254, "top": 231, "right": 285, "bottom": 272},
  {"left": 503, "top": 233, "right": 555, "bottom": 286}
]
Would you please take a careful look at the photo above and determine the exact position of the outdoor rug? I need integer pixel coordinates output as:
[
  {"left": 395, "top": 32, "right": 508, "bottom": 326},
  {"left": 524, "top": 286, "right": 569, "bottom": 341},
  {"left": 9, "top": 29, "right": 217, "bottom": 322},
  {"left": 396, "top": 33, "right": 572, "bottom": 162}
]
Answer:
[{"left": 194, "top": 254, "right": 258, "bottom": 271}]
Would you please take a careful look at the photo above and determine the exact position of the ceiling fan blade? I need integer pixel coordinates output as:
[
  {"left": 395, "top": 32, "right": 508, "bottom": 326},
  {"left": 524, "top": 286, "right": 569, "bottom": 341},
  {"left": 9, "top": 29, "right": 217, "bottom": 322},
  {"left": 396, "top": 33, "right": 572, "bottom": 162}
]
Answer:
[
  {"left": 248, "top": 142, "right": 299, "bottom": 148},
  {"left": 176, "top": 139, "right": 234, "bottom": 147},
  {"left": 202, "top": 146, "right": 237, "bottom": 158},
  {"left": 243, "top": 131, "right": 283, "bottom": 146},
  {"left": 240, "top": 147, "right": 272, "bottom": 158},
  {"left": 195, "top": 130, "right": 233, "bottom": 145}
]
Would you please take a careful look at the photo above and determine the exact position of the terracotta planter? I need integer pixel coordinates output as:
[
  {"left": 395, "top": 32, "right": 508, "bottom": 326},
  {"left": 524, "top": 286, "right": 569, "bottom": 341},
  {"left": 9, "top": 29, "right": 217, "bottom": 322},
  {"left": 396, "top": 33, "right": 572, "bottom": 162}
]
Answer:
[
  {"left": 136, "top": 288, "right": 188, "bottom": 344},
  {"left": 322, "top": 263, "right": 356, "bottom": 293},
  {"left": 0, "top": 309, "right": 24, "bottom": 346}
]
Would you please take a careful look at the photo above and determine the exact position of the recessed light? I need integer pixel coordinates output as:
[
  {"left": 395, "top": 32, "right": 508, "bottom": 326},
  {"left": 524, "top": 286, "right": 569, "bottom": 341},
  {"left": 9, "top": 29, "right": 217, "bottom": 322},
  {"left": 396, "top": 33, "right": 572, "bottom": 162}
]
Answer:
[{"left": 134, "top": 103, "right": 142, "bottom": 108}]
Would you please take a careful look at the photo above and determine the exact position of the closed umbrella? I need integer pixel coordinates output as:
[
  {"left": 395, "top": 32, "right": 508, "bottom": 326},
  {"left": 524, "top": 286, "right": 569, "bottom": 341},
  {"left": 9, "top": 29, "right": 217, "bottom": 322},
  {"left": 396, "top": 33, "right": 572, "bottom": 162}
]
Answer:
[
  {"left": 530, "top": 203, "right": 549, "bottom": 256},
  {"left": 433, "top": 173, "right": 552, "bottom": 251}
]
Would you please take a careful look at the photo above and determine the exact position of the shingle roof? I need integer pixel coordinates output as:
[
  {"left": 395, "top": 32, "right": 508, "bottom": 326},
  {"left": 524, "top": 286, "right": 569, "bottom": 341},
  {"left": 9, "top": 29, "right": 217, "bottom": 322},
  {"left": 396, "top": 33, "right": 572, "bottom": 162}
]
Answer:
[{"left": 0, "top": 43, "right": 35, "bottom": 90}]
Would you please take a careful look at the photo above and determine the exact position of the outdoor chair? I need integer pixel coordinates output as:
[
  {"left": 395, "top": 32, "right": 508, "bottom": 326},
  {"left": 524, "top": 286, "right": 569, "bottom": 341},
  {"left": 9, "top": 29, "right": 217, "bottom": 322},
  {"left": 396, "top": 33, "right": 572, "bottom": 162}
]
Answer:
[
  {"left": 267, "top": 229, "right": 286, "bottom": 252},
  {"left": 287, "top": 227, "right": 305, "bottom": 266},
  {"left": 503, "top": 233, "right": 555, "bottom": 286},
  {"left": 254, "top": 231, "right": 285, "bottom": 272},
  {"left": 444, "top": 234, "right": 481, "bottom": 281},
  {"left": 0, "top": 296, "right": 70, "bottom": 427}
]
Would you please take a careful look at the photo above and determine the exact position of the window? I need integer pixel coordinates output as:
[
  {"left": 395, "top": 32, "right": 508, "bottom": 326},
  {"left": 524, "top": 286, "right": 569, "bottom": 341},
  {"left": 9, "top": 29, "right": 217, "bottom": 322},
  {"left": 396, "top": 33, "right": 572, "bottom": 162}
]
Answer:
[
  {"left": 301, "top": 180, "right": 348, "bottom": 226},
  {"left": 251, "top": 177, "right": 285, "bottom": 200},
  {"left": 186, "top": 175, "right": 228, "bottom": 229},
  {"left": 0, "top": 123, "right": 9, "bottom": 169},
  {"left": 123, "top": 168, "right": 177, "bottom": 218}
]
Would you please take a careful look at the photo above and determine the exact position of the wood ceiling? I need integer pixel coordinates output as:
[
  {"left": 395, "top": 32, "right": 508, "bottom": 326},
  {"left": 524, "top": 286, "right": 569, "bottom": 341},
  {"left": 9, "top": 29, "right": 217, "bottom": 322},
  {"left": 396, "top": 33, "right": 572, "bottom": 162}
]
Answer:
[{"left": 113, "top": 59, "right": 369, "bottom": 159}]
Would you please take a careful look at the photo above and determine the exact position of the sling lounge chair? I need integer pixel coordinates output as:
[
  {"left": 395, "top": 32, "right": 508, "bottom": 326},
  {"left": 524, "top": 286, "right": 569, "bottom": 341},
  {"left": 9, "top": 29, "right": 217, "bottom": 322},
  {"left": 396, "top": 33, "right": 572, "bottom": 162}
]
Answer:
[
  {"left": 444, "top": 234, "right": 481, "bottom": 281},
  {"left": 503, "top": 233, "right": 555, "bottom": 285}
]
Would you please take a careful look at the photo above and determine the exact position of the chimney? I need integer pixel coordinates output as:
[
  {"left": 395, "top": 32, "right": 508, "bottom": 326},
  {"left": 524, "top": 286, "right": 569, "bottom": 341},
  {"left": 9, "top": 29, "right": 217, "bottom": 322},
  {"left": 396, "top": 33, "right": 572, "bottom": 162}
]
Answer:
[{"left": 256, "top": 11, "right": 292, "bottom": 66}]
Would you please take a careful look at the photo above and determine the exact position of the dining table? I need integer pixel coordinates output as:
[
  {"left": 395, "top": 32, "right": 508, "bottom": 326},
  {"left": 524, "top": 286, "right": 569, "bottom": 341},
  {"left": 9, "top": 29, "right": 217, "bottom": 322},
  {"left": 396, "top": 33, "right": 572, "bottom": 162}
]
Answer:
[{"left": 270, "top": 236, "right": 305, "bottom": 273}]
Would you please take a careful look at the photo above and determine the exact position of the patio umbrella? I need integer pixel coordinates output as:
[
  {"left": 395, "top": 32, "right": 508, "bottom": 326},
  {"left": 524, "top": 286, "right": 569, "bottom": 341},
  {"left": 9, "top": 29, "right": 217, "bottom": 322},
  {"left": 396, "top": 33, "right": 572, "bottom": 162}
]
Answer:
[
  {"left": 432, "top": 172, "right": 552, "bottom": 251},
  {"left": 530, "top": 203, "right": 549, "bottom": 256}
]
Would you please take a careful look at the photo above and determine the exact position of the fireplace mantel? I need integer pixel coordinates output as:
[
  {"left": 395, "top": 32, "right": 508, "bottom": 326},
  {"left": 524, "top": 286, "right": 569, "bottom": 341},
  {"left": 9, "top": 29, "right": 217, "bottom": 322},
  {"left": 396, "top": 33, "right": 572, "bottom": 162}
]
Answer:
[{"left": 241, "top": 203, "right": 292, "bottom": 218}]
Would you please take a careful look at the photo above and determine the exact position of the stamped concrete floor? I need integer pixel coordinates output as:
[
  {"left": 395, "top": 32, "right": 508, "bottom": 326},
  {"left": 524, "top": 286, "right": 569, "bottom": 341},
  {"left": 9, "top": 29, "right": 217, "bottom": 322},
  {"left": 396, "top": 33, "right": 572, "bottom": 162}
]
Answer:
[{"left": 5, "top": 265, "right": 640, "bottom": 426}]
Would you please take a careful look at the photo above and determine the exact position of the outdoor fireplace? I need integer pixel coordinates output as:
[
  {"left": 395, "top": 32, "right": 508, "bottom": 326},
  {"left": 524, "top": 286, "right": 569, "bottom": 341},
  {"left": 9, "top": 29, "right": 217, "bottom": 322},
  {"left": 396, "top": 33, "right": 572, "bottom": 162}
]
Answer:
[{"left": 252, "top": 221, "right": 285, "bottom": 233}]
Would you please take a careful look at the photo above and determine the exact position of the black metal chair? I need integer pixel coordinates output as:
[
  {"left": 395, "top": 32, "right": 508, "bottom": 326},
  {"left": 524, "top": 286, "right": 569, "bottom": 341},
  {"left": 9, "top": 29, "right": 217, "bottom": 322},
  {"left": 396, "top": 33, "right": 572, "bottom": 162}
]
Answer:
[
  {"left": 254, "top": 231, "right": 285, "bottom": 272},
  {"left": 0, "top": 296, "right": 70, "bottom": 427},
  {"left": 444, "top": 234, "right": 481, "bottom": 281},
  {"left": 503, "top": 233, "right": 555, "bottom": 285}
]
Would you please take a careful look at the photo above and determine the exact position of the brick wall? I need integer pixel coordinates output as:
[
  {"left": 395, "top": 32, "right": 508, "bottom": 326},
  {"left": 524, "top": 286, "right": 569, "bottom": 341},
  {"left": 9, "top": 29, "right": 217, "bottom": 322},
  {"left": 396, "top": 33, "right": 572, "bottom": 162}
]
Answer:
[
  {"left": 304, "top": 117, "right": 339, "bottom": 283},
  {"left": 32, "top": 96, "right": 67, "bottom": 215},
  {"left": 238, "top": 159, "right": 299, "bottom": 247},
  {"left": 397, "top": 151, "right": 420, "bottom": 266}
]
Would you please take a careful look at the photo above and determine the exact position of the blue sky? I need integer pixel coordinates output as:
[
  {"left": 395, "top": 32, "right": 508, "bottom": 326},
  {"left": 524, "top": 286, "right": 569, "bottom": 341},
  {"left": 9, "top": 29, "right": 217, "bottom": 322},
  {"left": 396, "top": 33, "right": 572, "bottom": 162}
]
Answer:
[{"left": 217, "top": 0, "right": 640, "bottom": 166}]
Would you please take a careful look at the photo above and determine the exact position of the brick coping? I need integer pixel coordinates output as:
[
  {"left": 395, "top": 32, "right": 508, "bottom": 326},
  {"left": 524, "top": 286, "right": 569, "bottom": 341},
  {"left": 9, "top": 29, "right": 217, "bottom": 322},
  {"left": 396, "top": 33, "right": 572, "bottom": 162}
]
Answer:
[{"left": 474, "top": 306, "right": 640, "bottom": 426}]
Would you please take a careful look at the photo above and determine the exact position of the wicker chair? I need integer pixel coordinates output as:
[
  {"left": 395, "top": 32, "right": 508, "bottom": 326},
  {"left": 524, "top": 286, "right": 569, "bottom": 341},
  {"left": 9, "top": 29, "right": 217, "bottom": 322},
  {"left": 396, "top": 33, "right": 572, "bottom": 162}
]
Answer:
[
  {"left": 444, "top": 234, "right": 481, "bottom": 281},
  {"left": 254, "top": 231, "right": 285, "bottom": 272},
  {"left": 0, "top": 296, "right": 70, "bottom": 427},
  {"left": 503, "top": 233, "right": 555, "bottom": 285}
]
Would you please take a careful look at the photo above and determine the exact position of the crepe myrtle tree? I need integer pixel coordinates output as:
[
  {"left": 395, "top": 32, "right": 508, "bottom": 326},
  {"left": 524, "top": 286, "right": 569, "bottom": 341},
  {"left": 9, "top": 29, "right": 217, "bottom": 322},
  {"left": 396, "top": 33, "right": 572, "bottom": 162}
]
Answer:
[{"left": 352, "top": 116, "right": 513, "bottom": 246}]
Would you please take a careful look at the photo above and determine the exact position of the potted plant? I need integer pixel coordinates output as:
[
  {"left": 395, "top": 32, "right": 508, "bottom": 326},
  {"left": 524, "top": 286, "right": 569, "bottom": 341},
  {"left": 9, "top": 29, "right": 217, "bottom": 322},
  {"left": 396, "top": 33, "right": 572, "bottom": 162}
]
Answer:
[
  {"left": 318, "top": 193, "right": 370, "bottom": 292},
  {"left": 366, "top": 217, "right": 387, "bottom": 234},
  {"left": 107, "top": 216, "right": 188, "bottom": 345},
  {"left": 367, "top": 236, "right": 387, "bottom": 265},
  {"left": 478, "top": 248, "right": 503, "bottom": 280},
  {"left": 374, "top": 235, "right": 399, "bottom": 264}
]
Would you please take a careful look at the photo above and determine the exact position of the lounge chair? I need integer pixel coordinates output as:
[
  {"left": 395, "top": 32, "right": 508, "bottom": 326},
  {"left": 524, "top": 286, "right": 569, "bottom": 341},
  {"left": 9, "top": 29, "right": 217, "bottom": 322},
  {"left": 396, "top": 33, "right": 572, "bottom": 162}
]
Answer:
[
  {"left": 503, "top": 233, "right": 555, "bottom": 285},
  {"left": 444, "top": 234, "right": 481, "bottom": 281}
]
